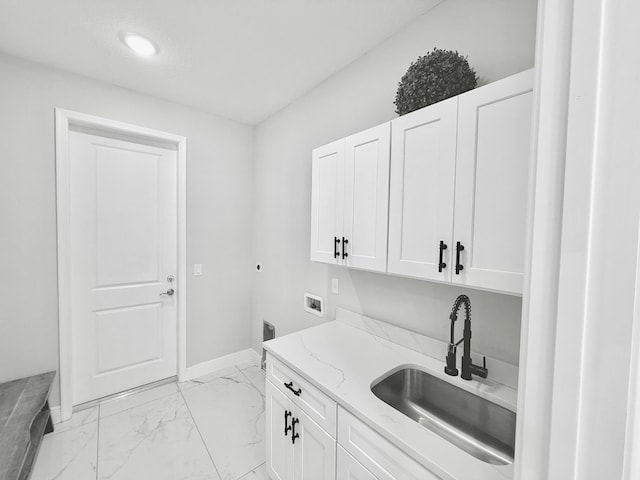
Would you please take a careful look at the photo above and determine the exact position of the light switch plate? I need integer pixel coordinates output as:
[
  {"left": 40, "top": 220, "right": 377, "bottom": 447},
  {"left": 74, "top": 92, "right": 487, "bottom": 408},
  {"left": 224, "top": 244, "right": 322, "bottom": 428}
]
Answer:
[
  {"left": 194, "top": 264, "right": 202, "bottom": 276},
  {"left": 331, "top": 278, "right": 339, "bottom": 294}
]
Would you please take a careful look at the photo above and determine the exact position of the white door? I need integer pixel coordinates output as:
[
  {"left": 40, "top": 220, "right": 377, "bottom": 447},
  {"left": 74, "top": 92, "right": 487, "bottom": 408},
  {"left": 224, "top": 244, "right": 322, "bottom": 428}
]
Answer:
[
  {"left": 267, "top": 381, "right": 295, "bottom": 480},
  {"left": 343, "top": 123, "right": 391, "bottom": 272},
  {"left": 310, "top": 139, "right": 345, "bottom": 264},
  {"left": 69, "top": 129, "right": 178, "bottom": 405},
  {"left": 452, "top": 69, "right": 534, "bottom": 294},
  {"left": 294, "top": 407, "right": 336, "bottom": 480},
  {"left": 387, "top": 97, "right": 458, "bottom": 281},
  {"left": 336, "top": 446, "right": 377, "bottom": 480}
]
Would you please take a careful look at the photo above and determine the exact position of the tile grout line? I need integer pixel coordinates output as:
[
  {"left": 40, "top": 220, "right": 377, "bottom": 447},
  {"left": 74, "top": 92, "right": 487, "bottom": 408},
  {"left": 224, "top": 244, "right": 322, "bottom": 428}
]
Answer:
[
  {"left": 235, "top": 461, "right": 266, "bottom": 480},
  {"left": 236, "top": 365, "right": 265, "bottom": 393},
  {"left": 47, "top": 419, "right": 99, "bottom": 438},
  {"left": 41, "top": 363, "right": 265, "bottom": 480},
  {"left": 233, "top": 366, "right": 267, "bottom": 480},
  {"left": 178, "top": 366, "right": 242, "bottom": 394},
  {"left": 178, "top": 362, "right": 260, "bottom": 396},
  {"left": 179, "top": 387, "right": 223, "bottom": 480},
  {"left": 181, "top": 364, "right": 265, "bottom": 480}
]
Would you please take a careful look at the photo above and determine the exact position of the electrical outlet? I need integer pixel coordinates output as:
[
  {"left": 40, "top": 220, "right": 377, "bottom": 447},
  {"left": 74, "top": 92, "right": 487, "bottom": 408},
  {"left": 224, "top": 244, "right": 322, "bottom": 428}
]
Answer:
[
  {"left": 194, "top": 264, "right": 202, "bottom": 276},
  {"left": 331, "top": 278, "right": 339, "bottom": 294},
  {"left": 304, "top": 293, "right": 323, "bottom": 317}
]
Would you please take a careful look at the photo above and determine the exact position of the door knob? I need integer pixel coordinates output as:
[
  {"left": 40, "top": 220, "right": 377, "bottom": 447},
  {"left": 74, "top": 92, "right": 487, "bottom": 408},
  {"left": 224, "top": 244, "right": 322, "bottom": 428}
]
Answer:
[{"left": 160, "top": 288, "right": 175, "bottom": 296}]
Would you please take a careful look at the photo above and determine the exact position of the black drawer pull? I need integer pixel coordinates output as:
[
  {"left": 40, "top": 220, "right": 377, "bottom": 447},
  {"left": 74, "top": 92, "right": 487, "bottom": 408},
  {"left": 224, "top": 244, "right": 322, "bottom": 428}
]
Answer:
[
  {"left": 438, "top": 241, "right": 448, "bottom": 272},
  {"left": 284, "top": 410, "right": 292, "bottom": 436},
  {"left": 334, "top": 236, "right": 340, "bottom": 259},
  {"left": 455, "top": 241, "right": 465, "bottom": 274},
  {"left": 291, "top": 417, "right": 300, "bottom": 444},
  {"left": 341, "top": 237, "right": 349, "bottom": 259},
  {"left": 284, "top": 381, "right": 302, "bottom": 396},
  {"left": 284, "top": 410, "right": 292, "bottom": 437}
]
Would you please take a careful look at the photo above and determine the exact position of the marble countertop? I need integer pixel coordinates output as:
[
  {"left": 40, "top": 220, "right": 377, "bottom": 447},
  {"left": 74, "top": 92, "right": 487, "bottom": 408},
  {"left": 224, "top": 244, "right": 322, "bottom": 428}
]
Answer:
[{"left": 263, "top": 319, "right": 516, "bottom": 480}]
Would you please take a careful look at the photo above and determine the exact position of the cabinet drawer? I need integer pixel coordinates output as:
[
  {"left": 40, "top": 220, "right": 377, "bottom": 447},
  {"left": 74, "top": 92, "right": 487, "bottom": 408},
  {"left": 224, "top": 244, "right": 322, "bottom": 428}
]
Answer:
[
  {"left": 267, "top": 354, "right": 337, "bottom": 437},
  {"left": 337, "top": 445, "right": 378, "bottom": 480},
  {"left": 337, "top": 407, "right": 440, "bottom": 480}
]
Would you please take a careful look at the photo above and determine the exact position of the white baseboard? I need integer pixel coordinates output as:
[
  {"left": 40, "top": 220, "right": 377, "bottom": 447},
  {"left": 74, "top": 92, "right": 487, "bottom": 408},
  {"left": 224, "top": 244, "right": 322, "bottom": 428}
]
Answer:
[
  {"left": 180, "top": 348, "right": 261, "bottom": 382},
  {"left": 50, "top": 406, "right": 62, "bottom": 425},
  {"left": 249, "top": 348, "right": 262, "bottom": 364}
]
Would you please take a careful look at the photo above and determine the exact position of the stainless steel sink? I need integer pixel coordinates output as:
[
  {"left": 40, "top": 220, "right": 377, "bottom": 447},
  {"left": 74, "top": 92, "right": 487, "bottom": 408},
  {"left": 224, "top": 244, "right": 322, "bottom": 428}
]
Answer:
[{"left": 371, "top": 368, "right": 516, "bottom": 465}]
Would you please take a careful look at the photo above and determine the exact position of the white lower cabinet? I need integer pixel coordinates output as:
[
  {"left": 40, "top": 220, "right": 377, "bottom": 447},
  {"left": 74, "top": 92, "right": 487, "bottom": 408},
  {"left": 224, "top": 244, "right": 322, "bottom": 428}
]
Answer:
[
  {"left": 337, "top": 446, "right": 378, "bottom": 480},
  {"left": 337, "top": 407, "right": 440, "bottom": 480},
  {"left": 266, "top": 379, "right": 336, "bottom": 480},
  {"left": 267, "top": 381, "right": 295, "bottom": 480},
  {"left": 295, "top": 406, "right": 336, "bottom": 480},
  {"left": 266, "top": 355, "right": 440, "bottom": 480},
  {"left": 266, "top": 355, "right": 337, "bottom": 436}
]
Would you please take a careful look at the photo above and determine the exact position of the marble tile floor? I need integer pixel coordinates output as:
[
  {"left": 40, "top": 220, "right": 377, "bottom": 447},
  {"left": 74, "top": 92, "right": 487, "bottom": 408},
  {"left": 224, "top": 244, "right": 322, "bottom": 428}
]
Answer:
[{"left": 31, "top": 362, "right": 268, "bottom": 480}]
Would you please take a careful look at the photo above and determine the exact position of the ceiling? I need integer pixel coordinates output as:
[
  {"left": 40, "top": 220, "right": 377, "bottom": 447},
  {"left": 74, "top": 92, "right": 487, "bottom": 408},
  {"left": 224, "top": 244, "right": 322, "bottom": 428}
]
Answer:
[{"left": 0, "top": 0, "right": 442, "bottom": 124}]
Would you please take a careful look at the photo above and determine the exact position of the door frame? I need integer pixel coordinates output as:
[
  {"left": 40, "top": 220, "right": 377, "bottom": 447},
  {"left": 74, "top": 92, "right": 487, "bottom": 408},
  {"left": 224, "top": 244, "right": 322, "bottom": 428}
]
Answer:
[{"left": 55, "top": 108, "right": 187, "bottom": 421}]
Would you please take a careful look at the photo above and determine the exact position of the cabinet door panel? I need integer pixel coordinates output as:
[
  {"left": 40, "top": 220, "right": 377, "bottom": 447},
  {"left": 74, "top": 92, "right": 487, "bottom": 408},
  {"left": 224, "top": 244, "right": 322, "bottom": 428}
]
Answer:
[
  {"left": 453, "top": 69, "right": 534, "bottom": 294},
  {"left": 337, "top": 445, "right": 378, "bottom": 480},
  {"left": 343, "top": 123, "right": 391, "bottom": 272},
  {"left": 267, "top": 380, "right": 295, "bottom": 480},
  {"left": 311, "top": 139, "right": 345, "bottom": 264},
  {"left": 387, "top": 98, "right": 458, "bottom": 281},
  {"left": 294, "top": 407, "right": 336, "bottom": 480},
  {"left": 337, "top": 407, "right": 439, "bottom": 480},
  {"left": 266, "top": 354, "right": 337, "bottom": 437}
]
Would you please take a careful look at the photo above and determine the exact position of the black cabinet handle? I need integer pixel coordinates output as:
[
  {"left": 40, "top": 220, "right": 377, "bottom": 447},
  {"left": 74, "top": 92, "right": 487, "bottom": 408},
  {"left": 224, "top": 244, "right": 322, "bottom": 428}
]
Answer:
[
  {"left": 284, "top": 381, "right": 301, "bottom": 396},
  {"left": 438, "top": 241, "right": 448, "bottom": 272},
  {"left": 284, "top": 410, "right": 292, "bottom": 436},
  {"left": 342, "top": 237, "right": 349, "bottom": 259},
  {"left": 334, "top": 237, "right": 340, "bottom": 259},
  {"left": 455, "top": 241, "right": 465, "bottom": 274},
  {"left": 291, "top": 417, "right": 300, "bottom": 444}
]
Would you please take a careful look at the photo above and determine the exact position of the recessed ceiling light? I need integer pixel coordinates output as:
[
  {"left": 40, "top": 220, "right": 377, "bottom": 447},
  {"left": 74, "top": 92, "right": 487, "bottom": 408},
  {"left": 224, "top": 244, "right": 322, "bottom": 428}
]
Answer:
[{"left": 121, "top": 33, "right": 159, "bottom": 57}]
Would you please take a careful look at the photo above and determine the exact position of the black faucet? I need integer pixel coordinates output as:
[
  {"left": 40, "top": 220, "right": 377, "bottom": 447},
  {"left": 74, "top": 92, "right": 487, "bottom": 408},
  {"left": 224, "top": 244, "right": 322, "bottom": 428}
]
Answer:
[{"left": 444, "top": 294, "right": 488, "bottom": 381}]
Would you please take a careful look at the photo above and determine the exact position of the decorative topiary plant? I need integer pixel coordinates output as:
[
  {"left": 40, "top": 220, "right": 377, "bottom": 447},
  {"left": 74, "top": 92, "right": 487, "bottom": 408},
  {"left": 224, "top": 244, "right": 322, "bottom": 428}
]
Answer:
[{"left": 394, "top": 48, "right": 478, "bottom": 116}]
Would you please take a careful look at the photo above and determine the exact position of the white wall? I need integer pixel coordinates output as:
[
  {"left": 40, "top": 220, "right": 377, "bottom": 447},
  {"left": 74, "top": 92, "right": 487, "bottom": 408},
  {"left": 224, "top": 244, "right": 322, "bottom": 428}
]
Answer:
[
  {"left": 251, "top": 0, "right": 538, "bottom": 365},
  {"left": 0, "top": 53, "right": 255, "bottom": 406}
]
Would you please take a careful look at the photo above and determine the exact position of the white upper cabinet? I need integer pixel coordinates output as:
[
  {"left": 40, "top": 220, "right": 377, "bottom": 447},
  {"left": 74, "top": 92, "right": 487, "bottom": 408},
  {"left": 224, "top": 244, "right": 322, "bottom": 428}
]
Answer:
[
  {"left": 452, "top": 70, "right": 534, "bottom": 294},
  {"left": 310, "top": 124, "right": 391, "bottom": 272},
  {"left": 343, "top": 123, "right": 391, "bottom": 272},
  {"left": 387, "top": 97, "right": 458, "bottom": 282},
  {"left": 310, "top": 139, "right": 345, "bottom": 264},
  {"left": 310, "top": 69, "right": 534, "bottom": 295}
]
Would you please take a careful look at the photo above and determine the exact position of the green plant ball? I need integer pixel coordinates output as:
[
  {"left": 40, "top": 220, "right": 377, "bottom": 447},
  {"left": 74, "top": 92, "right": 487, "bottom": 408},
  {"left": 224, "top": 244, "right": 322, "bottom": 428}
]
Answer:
[{"left": 395, "top": 48, "right": 478, "bottom": 116}]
